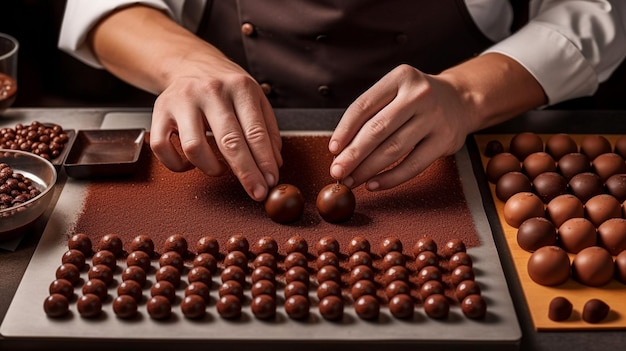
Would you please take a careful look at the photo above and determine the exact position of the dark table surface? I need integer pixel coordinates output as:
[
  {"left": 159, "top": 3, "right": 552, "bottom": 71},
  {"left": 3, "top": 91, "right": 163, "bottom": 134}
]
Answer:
[{"left": 2, "top": 108, "right": 626, "bottom": 351}]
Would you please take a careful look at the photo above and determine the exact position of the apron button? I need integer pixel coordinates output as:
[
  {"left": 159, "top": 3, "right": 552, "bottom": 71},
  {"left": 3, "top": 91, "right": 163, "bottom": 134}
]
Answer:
[
  {"left": 317, "top": 85, "right": 330, "bottom": 96},
  {"left": 260, "top": 83, "right": 272, "bottom": 95},
  {"left": 241, "top": 22, "right": 256, "bottom": 36}
]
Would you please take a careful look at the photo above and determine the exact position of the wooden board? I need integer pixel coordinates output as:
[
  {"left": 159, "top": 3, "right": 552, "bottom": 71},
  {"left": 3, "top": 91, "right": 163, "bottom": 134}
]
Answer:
[{"left": 474, "top": 133, "right": 626, "bottom": 331}]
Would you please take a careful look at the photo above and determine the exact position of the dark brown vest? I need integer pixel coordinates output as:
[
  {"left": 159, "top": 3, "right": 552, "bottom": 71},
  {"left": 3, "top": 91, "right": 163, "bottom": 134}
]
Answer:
[{"left": 197, "top": 0, "right": 493, "bottom": 108}]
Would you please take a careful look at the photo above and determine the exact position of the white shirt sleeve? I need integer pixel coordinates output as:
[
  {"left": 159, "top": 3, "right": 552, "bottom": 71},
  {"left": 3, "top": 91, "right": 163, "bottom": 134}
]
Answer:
[
  {"left": 483, "top": 0, "right": 626, "bottom": 105},
  {"left": 58, "top": 0, "right": 206, "bottom": 68}
]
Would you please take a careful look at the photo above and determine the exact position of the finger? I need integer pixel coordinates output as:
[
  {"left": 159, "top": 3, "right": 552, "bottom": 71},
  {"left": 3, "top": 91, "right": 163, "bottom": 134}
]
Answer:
[
  {"left": 150, "top": 109, "right": 194, "bottom": 172},
  {"left": 260, "top": 97, "right": 283, "bottom": 170}
]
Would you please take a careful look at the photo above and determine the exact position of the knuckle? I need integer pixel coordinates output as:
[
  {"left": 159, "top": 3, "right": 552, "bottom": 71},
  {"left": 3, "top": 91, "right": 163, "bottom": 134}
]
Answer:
[
  {"left": 382, "top": 138, "right": 406, "bottom": 159},
  {"left": 220, "top": 131, "right": 245, "bottom": 154},
  {"left": 366, "top": 117, "right": 389, "bottom": 138}
]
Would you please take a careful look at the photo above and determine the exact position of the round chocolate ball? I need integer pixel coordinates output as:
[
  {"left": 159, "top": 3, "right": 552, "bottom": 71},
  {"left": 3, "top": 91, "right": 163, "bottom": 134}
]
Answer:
[
  {"left": 423, "top": 294, "right": 449, "bottom": 319},
  {"left": 126, "top": 250, "right": 152, "bottom": 272},
  {"left": 318, "top": 295, "right": 344, "bottom": 321},
  {"left": 572, "top": 246, "right": 614, "bottom": 287},
  {"left": 284, "top": 235, "right": 308, "bottom": 254},
  {"left": 523, "top": 152, "right": 557, "bottom": 180},
  {"left": 98, "top": 234, "right": 124, "bottom": 257},
  {"left": 49, "top": 279, "right": 74, "bottom": 300},
  {"left": 381, "top": 251, "right": 406, "bottom": 271},
  {"left": 386, "top": 280, "right": 411, "bottom": 299},
  {"left": 592, "top": 153, "right": 626, "bottom": 181},
  {"left": 461, "top": 294, "right": 487, "bottom": 319},
  {"left": 316, "top": 183, "right": 356, "bottom": 223},
  {"left": 569, "top": 172, "right": 605, "bottom": 203},
  {"left": 121, "top": 266, "right": 147, "bottom": 287},
  {"left": 316, "top": 265, "right": 340, "bottom": 284},
  {"left": 252, "top": 252, "right": 278, "bottom": 271},
  {"left": 265, "top": 184, "right": 305, "bottom": 224},
  {"left": 389, "top": 294, "right": 414, "bottom": 319},
  {"left": 150, "top": 280, "right": 176, "bottom": 302},
  {"left": 517, "top": 217, "right": 558, "bottom": 252},
  {"left": 412, "top": 236, "right": 437, "bottom": 257},
  {"left": 192, "top": 253, "right": 218, "bottom": 273},
  {"left": 216, "top": 295, "right": 242, "bottom": 319},
  {"left": 129, "top": 234, "right": 155, "bottom": 256},
  {"left": 251, "top": 265, "right": 276, "bottom": 284},
  {"left": 251, "top": 294, "right": 276, "bottom": 320},
  {"left": 195, "top": 236, "right": 219, "bottom": 256},
  {"left": 546, "top": 194, "right": 584, "bottom": 228},
  {"left": 316, "top": 236, "right": 340, "bottom": 255},
  {"left": 414, "top": 251, "right": 439, "bottom": 271},
  {"left": 527, "top": 246, "right": 570, "bottom": 286},
  {"left": 585, "top": 194, "right": 622, "bottom": 228},
  {"left": 61, "top": 249, "right": 86, "bottom": 270},
  {"left": 162, "top": 234, "right": 188, "bottom": 256},
  {"left": 557, "top": 153, "right": 591, "bottom": 180},
  {"left": 455, "top": 280, "right": 481, "bottom": 301},
  {"left": 185, "top": 281, "right": 211, "bottom": 303},
  {"left": 286, "top": 266, "right": 310, "bottom": 286},
  {"left": 254, "top": 236, "right": 279, "bottom": 256},
  {"left": 582, "top": 299, "right": 610, "bottom": 324},
  {"left": 316, "top": 251, "right": 339, "bottom": 269},
  {"left": 92, "top": 249, "right": 116, "bottom": 271},
  {"left": 503, "top": 192, "right": 545, "bottom": 228},
  {"left": 156, "top": 265, "right": 181, "bottom": 287},
  {"left": 348, "top": 251, "right": 373, "bottom": 268},
  {"left": 317, "top": 280, "right": 342, "bottom": 300},
  {"left": 448, "top": 252, "right": 473, "bottom": 270},
  {"left": 533, "top": 171, "right": 568, "bottom": 203},
  {"left": 221, "top": 265, "right": 246, "bottom": 285},
  {"left": 548, "top": 296, "right": 573, "bottom": 322},
  {"left": 181, "top": 295, "right": 206, "bottom": 319},
  {"left": 225, "top": 234, "right": 249, "bottom": 254},
  {"left": 484, "top": 140, "right": 504, "bottom": 157},
  {"left": 284, "top": 295, "right": 310, "bottom": 320},
  {"left": 68, "top": 233, "right": 92, "bottom": 256},
  {"left": 284, "top": 281, "right": 309, "bottom": 299},
  {"left": 351, "top": 279, "right": 377, "bottom": 300},
  {"left": 509, "top": 132, "right": 544, "bottom": 161},
  {"left": 605, "top": 174, "right": 626, "bottom": 202},
  {"left": 284, "top": 252, "right": 308, "bottom": 270},
  {"left": 558, "top": 217, "right": 597, "bottom": 254},
  {"left": 546, "top": 134, "right": 578, "bottom": 160},
  {"left": 350, "top": 265, "right": 375, "bottom": 284},
  {"left": 218, "top": 280, "right": 244, "bottom": 300},
  {"left": 55, "top": 263, "right": 81, "bottom": 285},
  {"left": 223, "top": 250, "right": 248, "bottom": 270},
  {"left": 188, "top": 266, "right": 212, "bottom": 286},
  {"left": 83, "top": 279, "right": 109, "bottom": 301},
  {"left": 251, "top": 280, "right": 276, "bottom": 298},
  {"left": 77, "top": 293, "right": 102, "bottom": 318},
  {"left": 614, "top": 250, "right": 626, "bottom": 283},
  {"left": 147, "top": 295, "right": 171, "bottom": 320},
  {"left": 158, "top": 251, "right": 184, "bottom": 271},
  {"left": 43, "top": 294, "right": 69, "bottom": 318},
  {"left": 496, "top": 171, "right": 532, "bottom": 202},
  {"left": 580, "top": 135, "right": 612, "bottom": 160},
  {"left": 420, "top": 280, "right": 444, "bottom": 299},
  {"left": 88, "top": 264, "right": 114, "bottom": 286},
  {"left": 113, "top": 295, "right": 138, "bottom": 319},
  {"left": 347, "top": 236, "right": 371, "bottom": 255},
  {"left": 416, "top": 266, "right": 442, "bottom": 286},
  {"left": 354, "top": 295, "right": 380, "bottom": 320},
  {"left": 383, "top": 265, "right": 410, "bottom": 286},
  {"left": 615, "top": 136, "right": 626, "bottom": 157},
  {"left": 379, "top": 237, "right": 403, "bottom": 255},
  {"left": 450, "top": 265, "right": 475, "bottom": 286},
  {"left": 486, "top": 152, "right": 522, "bottom": 184},
  {"left": 441, "top": 238, "right": 466, "bottom": 258}
]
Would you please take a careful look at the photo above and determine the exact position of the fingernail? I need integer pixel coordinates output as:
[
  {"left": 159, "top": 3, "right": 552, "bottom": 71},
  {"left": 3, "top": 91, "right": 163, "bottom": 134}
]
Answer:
[
  {"left": 253, "top": 184, "right": 266, "bottom": 200},
  {"left": 343, "top": 176, "right": 354, "bottom": 188},
  {"left": 366, "top": 180, "right": 379, "bottom": 191},
  {"left": 331, "top": 164, "right": 343, "bottom": 179},
  {"left": 329, "top": 140, "right": 339, "bottom": 154},
  {"left": 265, "top": 173, "right": 276, "bottom": 187}
]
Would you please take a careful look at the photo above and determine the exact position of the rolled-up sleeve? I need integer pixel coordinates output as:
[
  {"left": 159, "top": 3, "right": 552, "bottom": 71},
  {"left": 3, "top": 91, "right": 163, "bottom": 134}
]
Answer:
[
  {"left": 484, "top": 0, "right": 626, "bottom": 105},
  {"left": 58, "top": 0, "right": 195, "bottom": 68}
]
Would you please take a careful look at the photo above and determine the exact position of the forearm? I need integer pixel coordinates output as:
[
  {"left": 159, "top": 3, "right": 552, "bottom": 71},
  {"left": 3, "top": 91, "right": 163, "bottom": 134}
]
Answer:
[{"left": 437, "top": 52, "right": 547, "bottom": 134}]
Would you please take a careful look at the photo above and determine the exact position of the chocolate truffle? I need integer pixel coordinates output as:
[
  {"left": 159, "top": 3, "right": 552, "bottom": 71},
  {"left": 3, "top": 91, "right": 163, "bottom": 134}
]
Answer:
[
  {"left": 286, "top": 266, "right": 311, "bottom": 286},
  {"left": 548, "top": 296, "right": 573, "bottom": 322},
  {"left": 381, "top": 251, "right": 406, "bottom": 271},
  {"left": 98, "top": 234, "right": 123, "bottom": 257},
  {"left": 348, "top": 251, "right": 373, "bottom": 268},
  {"left": 495, "top": 171, "right": 532, "bottom": 202},
  {"left": 533, "top": 171, "right": 568, "bottom": 203},
  {"left": 185, "top": 281, "right": 211, "bottom": 303},
  {"left": 221, "top": 265, "right": 246, "bottom": 285},
  {"left": 389, "top": 294, "right": 414, "bottom": 319},
  {"left": 77, "top": 293, "right": 102, "bottom": 318},
  {"left": 188, "top": 266, "right": 212, "bottom": 286},
  {"left": 126, "top": 250, "right": 152, "bottom": 272},
  {"left": 527, "top": 246, "right": 570, "bottom": 286},
  {"left": 284, "top": 252, "right": 308, "bottom": 270},
  {"left": 351, "top": 279, "right": 377, "bottom": 300},
  {"left": 455, "top": 280, "right": 481, "bottom": 301},
  {"left": 195, "top": 236, "right": 219, "bottom": 256},
  {"left": 450, "top": 265, "right": 475, "bottom": 286},
  {"left": 582, "top": 299, "right": 610, "bottom": 323},
  {"left": 83, "top": 279, "right": 109, "bottom": 301},
  {"left": 523, "top": 152, "right": 556, "bottom": 180},
  {"left": 318, "top": 295, "right": 344, "bottom": 321},
  {"left": 615, "top": 136, "right": 626, "bottom": 157},
  {"left": 546, "top": 194, "right": 584, "bottom": 228},
  {"left": 251, "top": 294, "right": 276, "bottom": 320},
  {"left": 254, "top": 236, "right": 278, "bottom": 256},
  {"left": 284, "top": 295, "right": 310, "bottom": 320},
  {"left": 158, "top": 251, "right": 184, "bottom": 271},
  {"left": 251, "top": 280, "right": 276, "bottom": 298},
  {"left": 516, "top": 217, "right": 558, "bottom": 252},
  {"left": 49, "top": 279, "right": 74, "bottom": 300},
  {"left": 350, "top": 265, "right": 375, "bottom": 284},
  {"left": 509, "top": 132, "right": 544, "bottom": 161},
  {"left": 88, "top": 264, "right": 113, "bottom": 286},
  {"left": 251, "top": 265, "right": 276, "bottom": 283},
  {"left": 557, "top": 153, "right": 591, "bottom": 180},
  {"left": 92, "top": 249, "right": 117, "bottom": 271},
  {"left": 545, "top": 134, "right": 578, "bottom": 160},
  {"left": 316, "top": 265, "right": 340, "bottom": 284},
  {"left": 354, "top": 295, "right": 379, "bottom": 320},
  {"left": 181, "top": 294, "right": 207, "bottom": 319},
  {"left": 484, "top": 140, "right": 504, "bottom": 157},
  {"left": 193, "top": 253, "right": 218, "bottom": 273},
  {"left": 386, "top": 279, "right": 411, "bottom": 299},
  {"left": 423, "top": 294, "right": 449, "bottom": 319},
  {"left": 448, "top": 252, "right": 473, "bottom": 270},
  {"left": 412, "top": 236, "right": 437, "bottom": 256},
  {"left": 316, "top": 235, "right": 340, "bottom": 255},
  {"left": 317, "top": 280, "right": 342, "bottom": 300},
  {"left": 43, "top": 294, "right": 69, "bottom": 318},
  {"left": 265, "top": 184, "right": 305, "bottom": 224},
  {"left": 441, "top": 238, "right": 466, "bottom": 258},
  {"left": 347, "top": 236, "right": 371, "bottom": 255},
  {"left": 253, "top": 252, "right": 278, "bottom": 271},
  {"left": 316, "top": 251, "right": 339, "bottom": 269},
  {"left": 150, "top": 280, "right": 176, "bottom": 303},
  {"left": 572, "top": 246, "right": 614, "bottom": 287},
  {"left": 156, "top": 265, "right": 181, "bottom": 287},
  {"left": 569, "top": 172, "right": 604, "bottom": 203},
  {"left": 379, "top": 237, "right": 403, "bottom": 255},
  {"left": 121, "top": 266, "right": 147, "bottom": 287},
  {"left": 223, "top": 250, "right": 248, "bottom": 270},
  {"left": 225, "top": 234, "right": 249, "bottom": 254},
  {"left": 416, "top": 266, "right": 442, "bottom": 286},
  {"left": 585, "top": 194, "right": 622, "bottom": 227},
  {"left": 503, "top": 192, "right": 545, "bottom": 228},
  {"left": 316, "top": 183, "right": 356, "bottom": 223},
  {"left": 55, "top": 263, "right": 81, "bottom": 285},
  {"left": 461, "top": 294, "right": 487, "bottom": 319},
  {"left": 592, "top": 153, "right": 626, "bottom": 181},
  {"left": 486, "top": 152, "right": 522, "bottom": 184},
  {"left": 147, "top": 295, "right": 171, "bottom": 320},
  {"left": 162, "top": 234, "right": 188, "bottom": 256},
  {"left": 558, "top": 217, "right": 597, "bottom": 254},
  {"left": 420, "top": 280, "right": 444, "bottom": 299},
  {"left": 414, "top": 251, "right": 439, "bottom": 271},
  {"left": 284, "top": 235, "right": 308, "bottom": 254},
  {"left": 61, "top": 249, "right": 86, "bottom": 270},
  {"left": 68, "top": 233, "right": 92, "bottom": 256},
  {"left": 117, "top": 280, "right": 142, "bottom": 302},
  {"left": 383, "top": 265, "right": 410, "bottom": 285},
  {"left": 606, "top": 174, "right": 626, "bottom": 202},
  {"left": 113, "top": 295, "right": 138, "bottom": 319},
  {"left": 216, "top": 295, "right": 242, "bottom": 319},
  {"left": 284, "top": 281, "right": 309, "bottom": 299},
  {"left": 614, "top": 250, "right": 626, "bottom": 283},
  {"left": 129, "top": 234, "right": 155, "bottom": 256},
  {"left": 218, "top": 280, "right": 244, "bottom": 300},
  {"left": 580, "top": 135, "right": 612, "bottom": 160}
]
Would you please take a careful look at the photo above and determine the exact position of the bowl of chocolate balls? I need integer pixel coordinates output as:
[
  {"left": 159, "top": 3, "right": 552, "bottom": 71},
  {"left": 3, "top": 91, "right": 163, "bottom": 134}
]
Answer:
[{"left": 0, "top": 149, "right": 57, "bottom": 240}]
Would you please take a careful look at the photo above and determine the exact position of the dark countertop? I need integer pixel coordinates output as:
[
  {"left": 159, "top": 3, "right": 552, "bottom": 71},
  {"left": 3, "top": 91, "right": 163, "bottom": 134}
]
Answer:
[{"left": 2, "top": 108, "right": 626, "bottom": 351}]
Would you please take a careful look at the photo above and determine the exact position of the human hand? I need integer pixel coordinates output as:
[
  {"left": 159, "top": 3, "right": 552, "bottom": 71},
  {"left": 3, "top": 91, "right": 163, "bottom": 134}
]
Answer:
[{"left": 328, "top": 64, "right": 473, "bottom": 191}]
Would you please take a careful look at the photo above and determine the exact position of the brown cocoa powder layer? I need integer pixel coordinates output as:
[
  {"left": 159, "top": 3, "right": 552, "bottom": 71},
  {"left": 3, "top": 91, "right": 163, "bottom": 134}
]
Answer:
[{"left": 72, "top": 135, "right": 479, "bottom": 258}]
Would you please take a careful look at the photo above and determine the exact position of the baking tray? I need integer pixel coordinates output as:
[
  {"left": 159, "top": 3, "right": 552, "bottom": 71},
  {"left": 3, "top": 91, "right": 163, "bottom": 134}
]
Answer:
[{"left": 63, "top": 129, "right": 145, "bottom": 179}]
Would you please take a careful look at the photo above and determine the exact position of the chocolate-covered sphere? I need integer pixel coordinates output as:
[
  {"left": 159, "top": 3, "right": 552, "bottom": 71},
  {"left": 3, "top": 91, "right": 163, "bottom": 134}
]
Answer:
[
  {"left": 319, "top": 295, "right": 343, "bottom": 321},
  {"left": 585, "top": 194, "right": 622, "bottom": 227},
  {"left": 195, "top": 236, "right": 219, "bottom": 256},
  {"left": 580, "top": 135, "right": 612, "bottom": 160},
  {"left": 558, "top": 217, "right": 597, "bottom": 254},
  {"left": 606, "top": 174, "right": 626, "bottom": 202},
  {"left": 181, "top": 294, "right": 206, "bottom": 319},
  {"left": 517, "top": 217, "right": 557, "bottom": 252},
  {"left": 92, "top": 250, "right": 116, "bottom": 271},
  {"left": 348, "top": 251, "right": 373, "bottom": 268},
  {"left": 284, "top": 235, "right": 308, "bottom": 254},
  {"left": 221, "top": 265, "right": 246, "bottom": 285},
  {"left": 484, "top": 139, "right": 504, "bottom": 157},
  {"left": 147, "top": 295, "right": 171, "bottom": 320},
  {"left": 379, "top": 236, "right": 403, "bottom": 255},
  {"left": 546, "top": 194, "right": 584, "bottom": 228},
  {"left": 265, "top": 184, "right": 305, "bottom": 224},
  {"left": 569, "top": 172, "right": 604, "bottom": 203},
  {"left": 284, "top": 252, "right": 308, "bottom": 270},
  {"left": 113, "top": 295, "right": 138, "bottom": 319},
  {"left": 193, "top": 253, "right": 218, "bottom": 273},
  {"left": 412, "top": 236, "right": 437, "bottom": 256},
  {"left": 159, "top": 251, "right": 184, "bottom": 271},
  {"left": 485, "top": 152, "right": 521, "bottom": 184},
  {"left": 523, "top": 152, "right": 556, "bottom": 179},
  {"left": 68, "top": 233, "right": 92, "bottom": 256},
  {"left": 546, "top": 134, "right": 578, "bottom": 160},
  {"left": 253, "top": 252, "right": 278, "bottom": 271},
  {"left": 49, "top": 279, "right": 74, "bottom": 300},
  {"left": 88, "top": 264, "right": 113, "bottom": 286},
  {"left": 316, "top": 236, "right": 340, "bottom": 255},
  {"left": 218, "top": 280, "right": 244, "bottom": 300},
  {"left": 509, "top": 132, "right": 544, "bottom": 161},
  {"left": 347, "top": 236, "right": 370, "bottom": 255},
  {"left": 251, "top": 266, "right": 276, "bottom": 283},
  {"left": 448, "top": 251, "right": 473, "bottom": 270},
  {"left": 122, "top": 266, "right": 147, "bottom": 287},
  {"left": 286, "top": 266, "right": 310, "bottom": 286},
  {"left": 419, "top": 280, "right": 444, "bottom": 299},
  {"left": 416, "top": 266, "right": 442, "bottom": 286},
  {"left": 414, "top": 251, "right": 439, "bottom": 271},
  {"left": 162, "top": 234, "right": 188, "bottom": 256},
  {"left": 156, "top": 265, "right": 181, "bottom": 287},
  {"left": 598, "top": 218, "right": 626, "bottom": 255},
  {"left": 254, "top": 236, "right": 278, "bottom": 256},
  {"left": 284, "top": 281, "right": 309, "bottom": 299},
  {"left": 117, "top": 280, "right": 143, "bottom": 302},
  {"left": 350, "top": 265, "right": 375, "bottom": 284},
  {"left": 225, "top": 234, "right": 249, "bottom": 254},
  {"left": 284, "top": 295, "right": 310, "bottom": 320},
  {"left": 44, "top": 294, "right": 69, "bottom": 318},
  {"left": 251, "top": 280, "right": 276, "bottom": 298},
  {"left": 592, "top": 153, "right": 626, "bottom": 181},
  {"left": 533, "top": 171, "right": 568, "bottom": 203},
  {"left": 461, "top": 294, "right": 487, "bottom": 319},
  {"left": 615, "top": 136, "right": 626, "bottom": 157},
  {"left": 496, "top": 171, "right": 532, "bottom": 202},
  {"left": 354, "top": 295, "right": 379, "bottom": 320},
  {"left": 188, "top": 266, "right": 212, "bottom": 286},
  {"left": 216, "top": 295, "right": 242, "bottom": 319},
  {"left": 614, "top": 250, "right": 626, "bottom": 283},
  {"left": 441, "top": 238, "right": 466, "bottom": 258},
  {"left": 61, "top": 249, "right": 86, "bottom": 270},
  {"left": 557, "top": 153, "right": 591, "bottom": 180},
  {"left": 423, "top": 294, "right": 449, "bottom": 319},
  {"left": 455, "top": 280, "right": 481, "bottom": 301},
  {"left": 56, "top": 263, "right": 81, "bottom": 286},
  {"left": 316, "top": 183, "right": 356, "bottom": 223},
  {"left": 381, "top": 251, "right": 406, "bottom": 270},
  {"left": 388, "top": 294, "right": 414, "bottom": 319},
  {"left": 150, "top": 280, "right": 176, "bottom": 302},
  {"left": 450, "top": 265, "right": 475, "bottom": 286},
  {"left": 316, "top": 265, "right": 340, "bottom": 284},
  {"left": 83, "top": 279, "right": 109, "bottom": 301},
  {"left": 386, "top": 280, "right": 411, "bottom": 299},
  {"left": 129, "top": 234, "right": 155, "bottom": 256},
  {"left": 223, "top": 250, "right": 248, "bottom": 270},
  {"left": 316, "top": 251, "right": 339, "bottom": 269},
  {"left": 572, "top": 246, "right": 614, "bottom": 287},
  {"left": 548, "top": 296, "right": 572, "bottom": 322},
  {"left": 383, "top": 265, "right": 410, "bottom": 285},
  {"left": 527, "top": 246, "right": 570, "bottom": 286},
  {"left": 126, "top": 250, "right": 152, "bottom": 272},
  {"left": 98, "top": 234, "right": 123, "bottom": 257},
  {"left": 317, "top": 280, "right": 342, "bottom": 300},
  {"left": 582, "top": 299, "right": 610, "bottom": 323},
  {"left": 503, "top": 192, "right": 545, "bottom": 228},
  {"left": 185, "top": 281, "right": 211, "bottom": 303},
  {"left": 251, "top": 294, "right": 276, "bottom": 320},
  {"left": 77, "top": 293, "right": 102, "bottom": 318}
]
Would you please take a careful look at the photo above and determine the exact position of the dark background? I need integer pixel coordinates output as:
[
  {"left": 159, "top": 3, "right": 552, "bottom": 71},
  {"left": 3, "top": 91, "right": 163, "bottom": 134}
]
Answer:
[{"left": 0, "top": 0, "right": 624, "bottom": 110}]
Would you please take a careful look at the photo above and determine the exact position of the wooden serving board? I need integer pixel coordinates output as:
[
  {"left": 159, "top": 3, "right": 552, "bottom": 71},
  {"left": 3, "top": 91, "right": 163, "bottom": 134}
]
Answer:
[{"left": 474, "top": 133, "right": 626, "bottom": 331}]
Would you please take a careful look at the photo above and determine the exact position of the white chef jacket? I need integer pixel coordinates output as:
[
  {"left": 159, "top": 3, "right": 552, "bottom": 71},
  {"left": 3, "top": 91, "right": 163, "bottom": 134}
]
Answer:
[{"left": 58, "top": 0, "right": 626, "bottom": 106}]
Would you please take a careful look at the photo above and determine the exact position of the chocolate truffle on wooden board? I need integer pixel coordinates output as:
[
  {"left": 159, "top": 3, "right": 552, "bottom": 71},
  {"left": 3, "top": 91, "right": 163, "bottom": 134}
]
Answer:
[
  {"left": 597, "top": 218, "right": 626, "bottom": 255},
  {"left": 484, "top": 140, "right": 504, "bottom": 157},
  {"left": 43, "top": 294, "right": 69, "bottom": 318},
  {"left": 509, "top": 132, "right": 544, "bottom": 161},
  {"left": 568, "top": 172, "right": 605, "bottom": 203},
  {"left": 545, "top": 133, "right": 578, "bottom": 160},
  {"left": 572, "top": 246, "right": 615, "bottom": 287},
  {"left": 503, "top": 192, "right": 545, "bottom": 228},
  {"left": 526, "top": 246, "right": 570, "bottom": 286},
  {"left": 557, "top": 152, "right": 591, "bottom": 180},
  {"left": 580, "top": 135, "right": 612, "bottom": 160},
  {"left": 523, "top": 152, "right": 557, "bottom": 180},
  {"left": 548, "top": 296, "right": 573, "bottom": 322},
  {"left": 517, "top": 217, "right": 558, "bottom": 252},
  {"left": 558, "top": 217, "right": 597, "bottom": 254},
  {"left": 582, "top": 299, "right": 610, "bottom": 323},
  {"left": 546, "top": 194, "right": 584, "bottom": 228},
  {"left": 495, "top": 171, "right": 532, "bottom": 202},
  {"left": 316, "top": 183, "right": 356, "bottom": 223},
  {"left": 592, "top": 153, "right": 626, "bottom": 181},
  {"left": 584, "top": 194, "right": 622, "bottom": 227},
  {"left": 614, "top": 250, "right": 626, "bottom": 283},
  {"left": 615, "top": 135, "right": 626, "bottom": 158},
  {"left": 532, "top": 171, "right": 568, "bottom": 203},
  {"left": 605, "top": 174, "right": 626, "bottom": 202},
  {"left": 485, "top": 152, "right": 522, "bottom": 184},
  {"left": 265, "top": 184, "right": 305, "bottom": 224}
]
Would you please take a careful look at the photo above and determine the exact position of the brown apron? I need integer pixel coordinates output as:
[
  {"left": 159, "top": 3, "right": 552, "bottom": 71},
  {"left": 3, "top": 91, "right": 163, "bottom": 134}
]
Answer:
[{"left": 197, "top": 0, "right": 493, "bottom": 108}]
